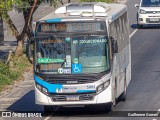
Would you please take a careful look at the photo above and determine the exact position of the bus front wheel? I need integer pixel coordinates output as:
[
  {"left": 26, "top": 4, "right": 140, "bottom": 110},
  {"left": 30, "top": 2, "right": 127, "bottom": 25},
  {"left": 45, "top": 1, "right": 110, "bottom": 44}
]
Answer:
[
  {"left": 119, "top": 72, "right": 127, "bottom": 101},
  {"left": 104, "top": 95, "right": 117, "bottom": 111},
  {"left": 104, "top": 79, "right": 117, "bottom": 111},
  {"left": 120, "top": 78, "right": 127, "bottom": 101}
]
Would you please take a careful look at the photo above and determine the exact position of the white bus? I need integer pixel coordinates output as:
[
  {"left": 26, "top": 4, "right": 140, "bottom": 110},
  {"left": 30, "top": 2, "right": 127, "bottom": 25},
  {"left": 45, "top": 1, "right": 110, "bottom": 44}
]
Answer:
[{"left": 27, "top": 2, "right": 131, "bottom": 112}]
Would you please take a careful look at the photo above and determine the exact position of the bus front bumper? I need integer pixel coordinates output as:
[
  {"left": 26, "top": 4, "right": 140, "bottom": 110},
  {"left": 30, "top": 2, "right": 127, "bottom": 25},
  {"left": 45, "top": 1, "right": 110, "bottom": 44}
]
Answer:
[{"left": 35, "top": 85, "right": 112, "bottom": 106}]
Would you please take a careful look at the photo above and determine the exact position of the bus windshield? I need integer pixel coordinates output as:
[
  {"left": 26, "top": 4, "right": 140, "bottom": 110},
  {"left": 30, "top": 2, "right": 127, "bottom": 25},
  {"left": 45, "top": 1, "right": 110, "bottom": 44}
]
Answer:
[
  {"left": 141, "top": 0, "right": 160, "bottom": 7},
  {"left": 35, "top": 35, "right": 110, "bottom": 74}
]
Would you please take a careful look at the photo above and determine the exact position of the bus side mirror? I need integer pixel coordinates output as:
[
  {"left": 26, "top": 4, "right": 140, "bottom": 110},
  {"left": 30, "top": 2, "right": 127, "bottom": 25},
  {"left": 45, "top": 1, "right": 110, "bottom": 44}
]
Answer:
[
  {"left": 26, "top": 37, "right": 34, "bottom": 64},
  {"left": 112, "top": 40, "right": 118, "bottom": 53},
  {"left": 110, "top": 37, "right": 118, "bottom": 54}
]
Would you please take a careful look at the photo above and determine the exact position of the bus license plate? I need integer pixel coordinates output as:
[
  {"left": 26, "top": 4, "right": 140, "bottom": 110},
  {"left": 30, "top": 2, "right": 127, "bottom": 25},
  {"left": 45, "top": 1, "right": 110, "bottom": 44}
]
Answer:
[
  {"left": 150, "top": 18, "right": 159, "bottom": 22},
  {"left": 66, "top": 96, "right": 79, "bottom": 101}
]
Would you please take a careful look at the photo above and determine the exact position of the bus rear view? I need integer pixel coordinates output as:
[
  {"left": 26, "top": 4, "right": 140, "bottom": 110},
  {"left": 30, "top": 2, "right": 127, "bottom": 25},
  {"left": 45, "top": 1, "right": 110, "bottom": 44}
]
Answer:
[{"left": 27, "top": 2, "right": 131, "bottom": 112}]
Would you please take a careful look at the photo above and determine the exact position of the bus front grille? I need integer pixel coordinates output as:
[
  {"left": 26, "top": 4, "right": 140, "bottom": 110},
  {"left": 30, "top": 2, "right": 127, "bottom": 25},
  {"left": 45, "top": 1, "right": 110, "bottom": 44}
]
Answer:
[
  {"left": 46, "top": 76, "right": 98, "bottom": 84},
  {"left": 48, "top": 79, "right": 97, "bottom": 84},
  {"left": 51, "top": 93, "right": 95, "bottom": 102}
]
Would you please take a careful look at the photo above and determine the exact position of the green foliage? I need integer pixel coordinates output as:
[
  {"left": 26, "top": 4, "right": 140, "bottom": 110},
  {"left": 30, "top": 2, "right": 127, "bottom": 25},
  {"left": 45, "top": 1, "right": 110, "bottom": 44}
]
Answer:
[
  {"left": 0, "top": 0, "right": 65, "bottom": 12},
  {"left": 0, "top": 55, "right": 31, "bottom": 92},
  {"left": 49, "top": 0, "right": 59, "bottom": 7},
  {"left": 11, "top": 54, "right": 31, "bottom": 72},
  {"left": 0, "top": 63, "right": 10, "bottom": 76},
  {"left": 0, "top": 73, "right": 12, "bottom": 91},
  {"left": 0, "top": 0, "right": 14, "bottom": 10},
  {"left": 81, "top": 0, "right": 113, "bottom": 2},
  {"left": 0, "top": 0, "right": 13, "bottom": 19},
  {"left": 13, "top": 0, "right": 30, "bottom": 11},
  {"left": 0, "top": 63, "right": 14, "bottom": 91}
]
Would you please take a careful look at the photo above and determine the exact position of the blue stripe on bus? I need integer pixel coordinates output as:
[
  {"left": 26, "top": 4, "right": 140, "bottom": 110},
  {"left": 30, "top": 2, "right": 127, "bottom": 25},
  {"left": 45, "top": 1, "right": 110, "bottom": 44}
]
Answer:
[
  {"left": 34, "top": 75, "right": 96, "bottom": 93},
  {"left": 45, "top": 18, "right": 62, "bottom": 23},
  {"left": 34, "top": 75, "right": 63, "bottom": 93}
]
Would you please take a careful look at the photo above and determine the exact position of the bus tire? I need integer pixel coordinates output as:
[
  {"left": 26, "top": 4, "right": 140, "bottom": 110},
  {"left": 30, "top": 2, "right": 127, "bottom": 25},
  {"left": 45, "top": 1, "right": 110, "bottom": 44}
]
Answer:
[
  {"left": 112, "top": 93, "right": 117, "bottom": 109},
  {"left": 120, "top": 75, "right": 127, "bottom": 101},
  {"left": 103, "top": 79, "right": 117, "bottom": 112},
  {"left": 105, "top": 93, "right": 117, "bottom": 111},
  {"left": 44, "top": 105, "right": 54, "bottom": 113},
  {"left": 106, "top": 79, "right": 117, "bottom": 111}
]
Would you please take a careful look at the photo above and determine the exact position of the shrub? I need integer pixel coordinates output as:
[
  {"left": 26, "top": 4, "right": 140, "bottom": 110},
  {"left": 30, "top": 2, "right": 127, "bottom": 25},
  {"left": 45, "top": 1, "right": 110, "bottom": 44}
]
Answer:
[{"left": 0, "top": 54, "right": 31, "bottom": 92}]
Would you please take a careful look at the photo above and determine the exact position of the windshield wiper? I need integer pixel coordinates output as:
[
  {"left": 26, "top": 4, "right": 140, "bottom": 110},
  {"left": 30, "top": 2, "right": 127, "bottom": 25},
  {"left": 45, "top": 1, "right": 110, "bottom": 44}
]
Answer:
[{"left": 61, "top": 58, "right": 66, "bottom": 67}]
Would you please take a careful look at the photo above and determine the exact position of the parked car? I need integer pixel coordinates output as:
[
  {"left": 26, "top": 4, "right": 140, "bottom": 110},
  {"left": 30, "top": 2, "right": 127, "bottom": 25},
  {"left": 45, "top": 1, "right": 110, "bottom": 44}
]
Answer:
[{"left": 135, "top": 0, "right": 160, "bottom": 28}]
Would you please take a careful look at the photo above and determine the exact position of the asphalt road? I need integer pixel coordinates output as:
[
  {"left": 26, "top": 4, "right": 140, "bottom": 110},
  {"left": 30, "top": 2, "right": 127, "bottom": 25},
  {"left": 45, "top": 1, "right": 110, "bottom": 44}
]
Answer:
[{"left": 1, "top": 0, "right": 160, "bottom": 120}]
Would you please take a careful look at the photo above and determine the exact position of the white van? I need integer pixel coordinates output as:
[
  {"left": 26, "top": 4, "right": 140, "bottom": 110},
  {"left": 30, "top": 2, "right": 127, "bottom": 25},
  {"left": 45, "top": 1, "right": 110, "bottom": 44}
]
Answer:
[{"left": 135, "top": 0, "right": 160, "bottom": 28}]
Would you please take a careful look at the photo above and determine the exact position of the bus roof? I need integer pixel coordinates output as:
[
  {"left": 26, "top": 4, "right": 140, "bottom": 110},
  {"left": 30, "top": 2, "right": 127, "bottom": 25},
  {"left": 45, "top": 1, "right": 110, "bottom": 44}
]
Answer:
[{"left": 38, "top": 2, "right": 127, "bottom": 23}]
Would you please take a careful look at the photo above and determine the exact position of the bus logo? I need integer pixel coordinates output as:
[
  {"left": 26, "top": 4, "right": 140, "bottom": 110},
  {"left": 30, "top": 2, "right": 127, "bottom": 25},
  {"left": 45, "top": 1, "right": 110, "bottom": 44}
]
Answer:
[
  {"left": 56, "top": 88, "right": 63, "bottom": 93},
  {"left": 58, "top": 68, "right": 64, "bottom": 74}
]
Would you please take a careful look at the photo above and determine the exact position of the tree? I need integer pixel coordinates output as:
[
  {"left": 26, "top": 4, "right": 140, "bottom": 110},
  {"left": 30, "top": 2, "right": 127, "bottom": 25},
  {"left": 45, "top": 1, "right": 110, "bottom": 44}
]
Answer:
[{"left": 0, "top": 0, "right": 71, "bottom": 57}]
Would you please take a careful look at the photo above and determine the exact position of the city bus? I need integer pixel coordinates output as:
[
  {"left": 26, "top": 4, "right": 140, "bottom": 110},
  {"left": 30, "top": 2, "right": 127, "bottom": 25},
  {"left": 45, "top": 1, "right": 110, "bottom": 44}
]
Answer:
[{"left": 27, "top": 2, "right": 131, "bottom": 112}]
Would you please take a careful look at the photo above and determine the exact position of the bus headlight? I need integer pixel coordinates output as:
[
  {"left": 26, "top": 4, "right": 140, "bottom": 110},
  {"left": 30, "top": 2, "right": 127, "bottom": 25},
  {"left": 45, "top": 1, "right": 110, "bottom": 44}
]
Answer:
[
  {"left": 36, "top": 83, "right": 49, "bottom": 96},
  {"left": 97, "top": 80, "right": 110, "bottom": 94},
  {"left": 97, "top": 85, "right": 104, "bottom": 93},
  {"left": 36, "top": 84, "right": 41, "bottom": 90},
  {"left": 104, "top": 80, "right": 110, "bottom": 88}
]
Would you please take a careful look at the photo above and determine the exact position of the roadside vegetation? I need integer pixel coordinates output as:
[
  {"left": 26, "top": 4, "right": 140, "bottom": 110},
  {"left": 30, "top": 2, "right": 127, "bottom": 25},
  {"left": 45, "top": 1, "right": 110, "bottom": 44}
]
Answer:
[{"left": 0, "top": 54, "right": 31, "bottom": 92}]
